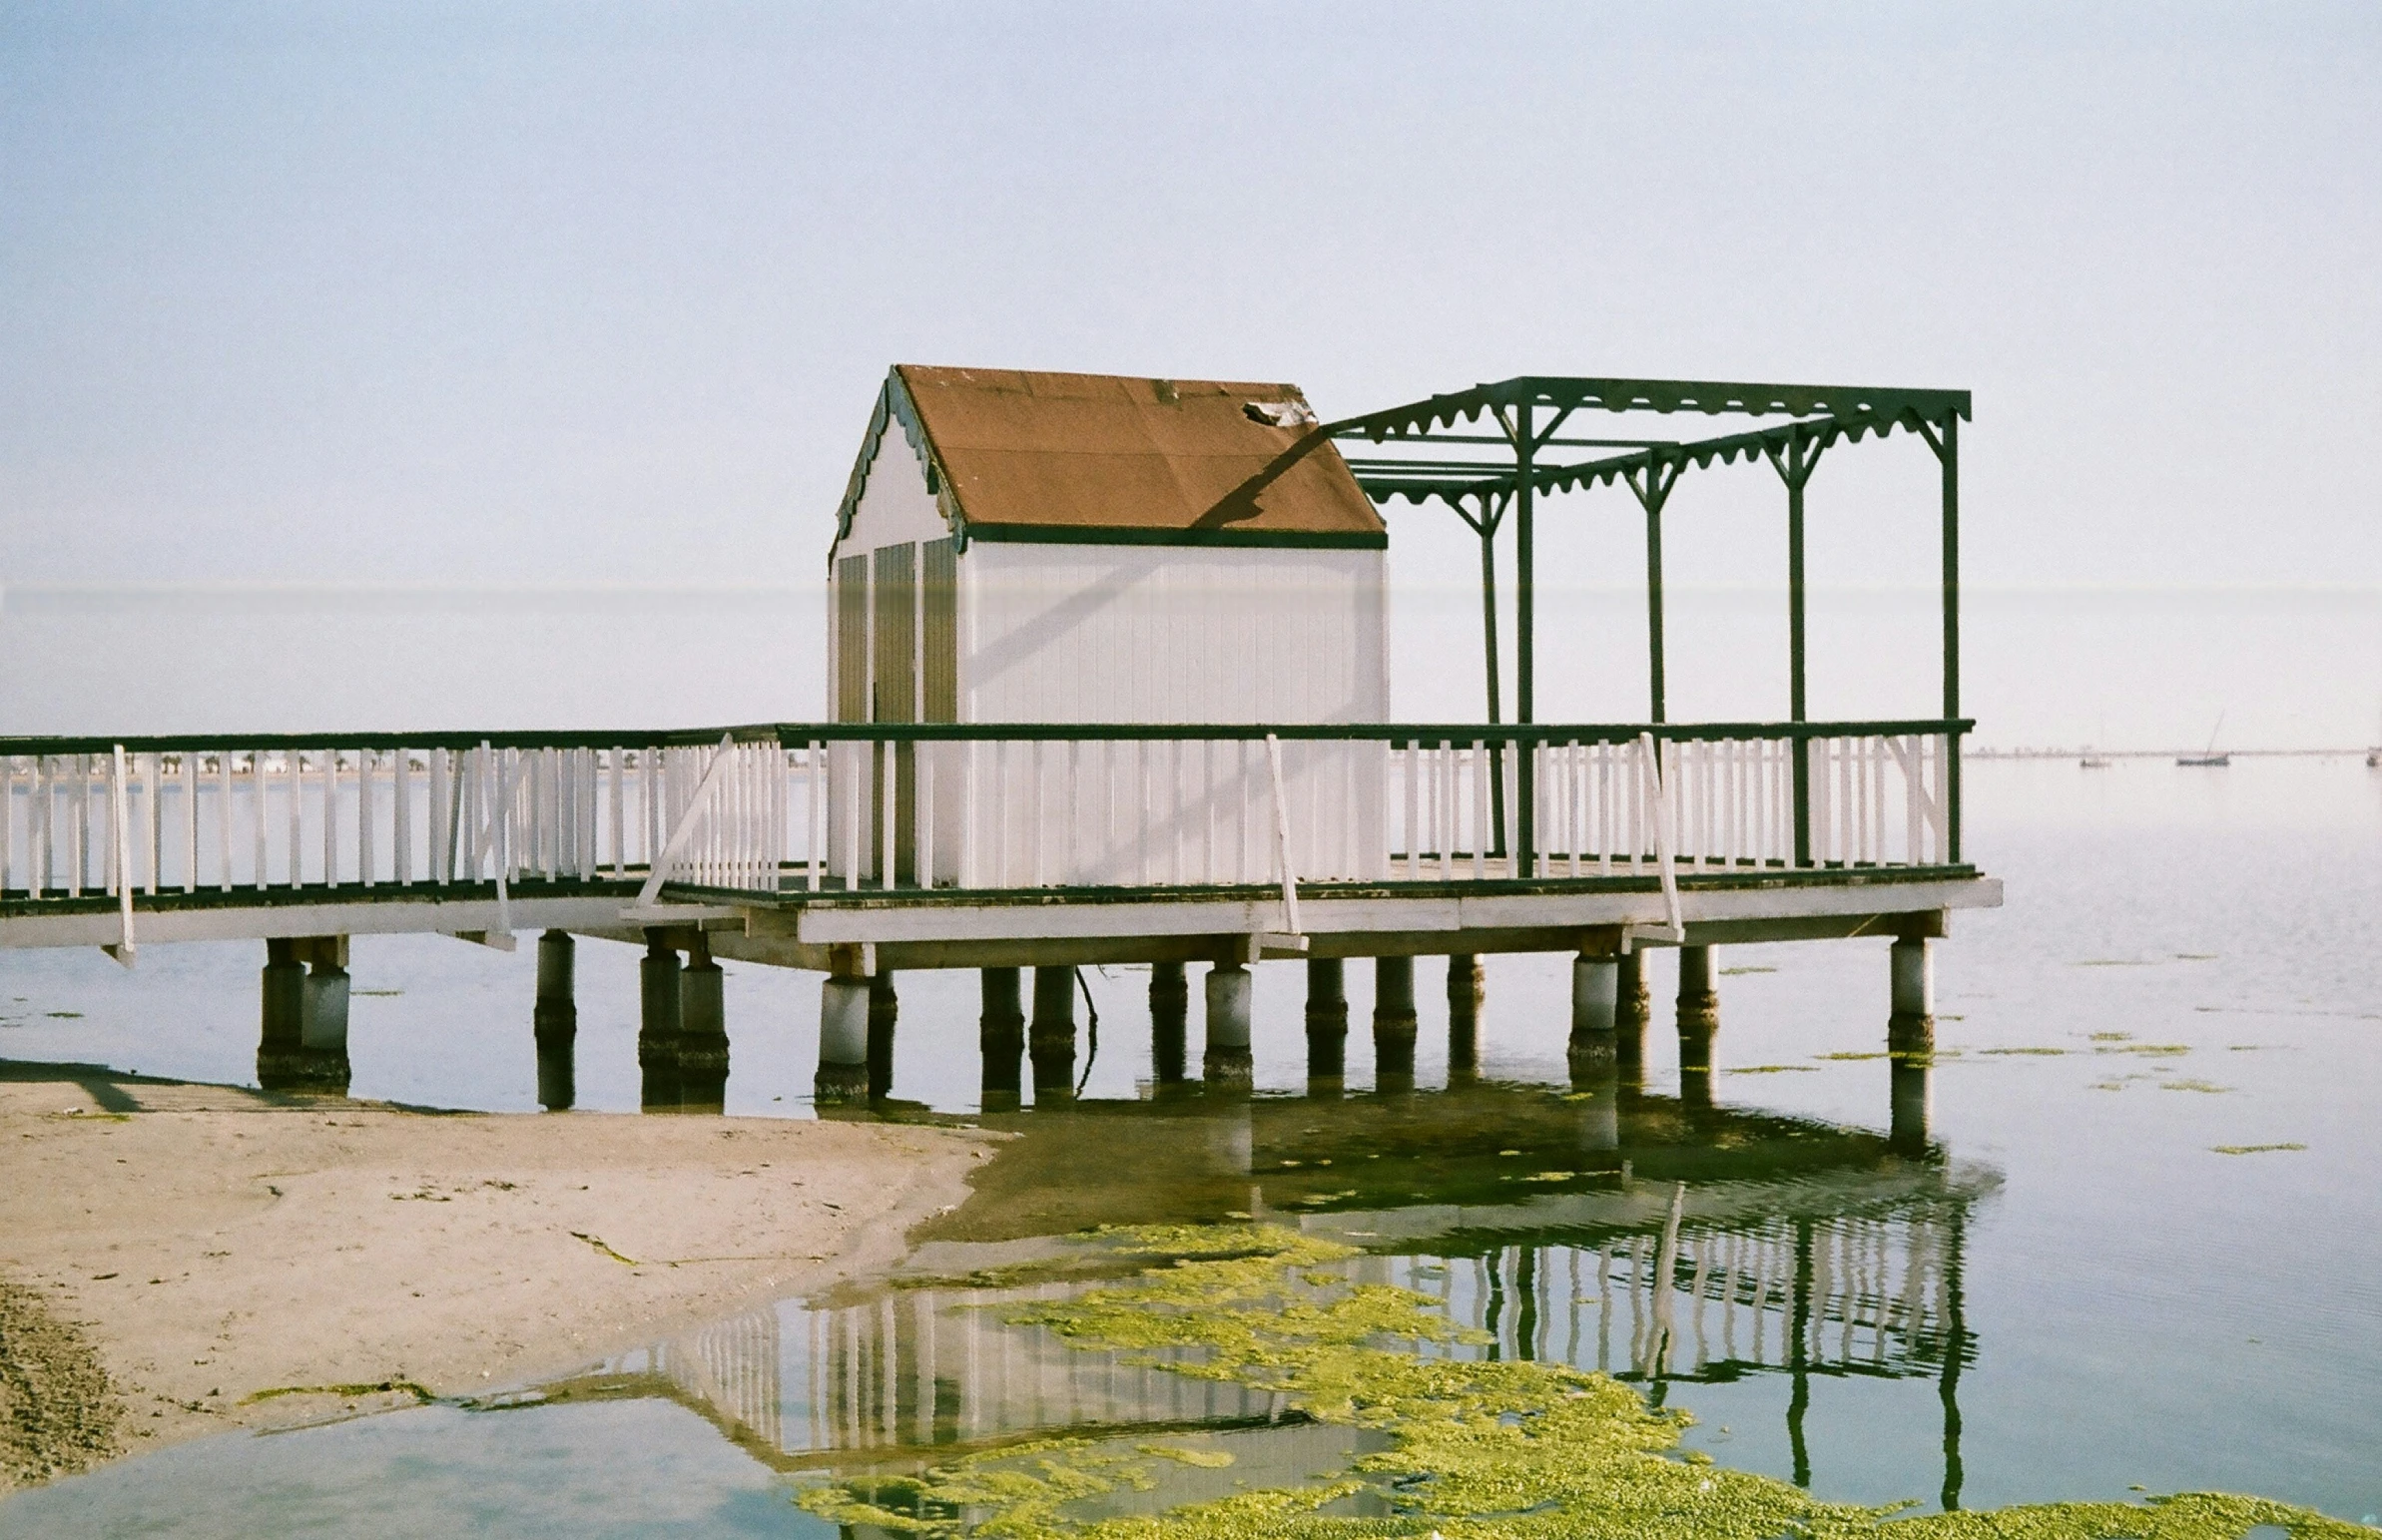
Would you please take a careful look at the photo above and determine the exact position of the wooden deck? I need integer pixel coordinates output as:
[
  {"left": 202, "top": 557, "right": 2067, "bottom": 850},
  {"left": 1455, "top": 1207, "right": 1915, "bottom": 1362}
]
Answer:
[{"left": 1, "top": 718, "right": 1992, "bottom": 965}]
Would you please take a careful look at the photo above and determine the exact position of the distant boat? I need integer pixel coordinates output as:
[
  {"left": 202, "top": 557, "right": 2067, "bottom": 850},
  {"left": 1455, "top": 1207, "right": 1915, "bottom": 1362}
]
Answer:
[
  {"left": 2178, "top": 713, "right": 2228, "bottom": 768},
  {"left": 2368, "top": 748, "right": 2380, "bottom": 769},
  {"left": 2081, "top": 754, "right": 2112, "bottom": 769}
]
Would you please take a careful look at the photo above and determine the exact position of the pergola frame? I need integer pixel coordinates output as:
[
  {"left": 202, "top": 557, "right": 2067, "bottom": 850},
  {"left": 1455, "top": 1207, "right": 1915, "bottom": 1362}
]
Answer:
[{"left": 1227, "top": 376, "right": 1972, "bottom": 865}]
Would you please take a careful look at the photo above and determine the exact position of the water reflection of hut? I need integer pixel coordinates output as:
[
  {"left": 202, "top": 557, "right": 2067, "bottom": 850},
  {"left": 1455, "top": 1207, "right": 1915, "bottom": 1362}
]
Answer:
[{"left": 586, "top": 1082, "right": 1997, "bottom": 1506}]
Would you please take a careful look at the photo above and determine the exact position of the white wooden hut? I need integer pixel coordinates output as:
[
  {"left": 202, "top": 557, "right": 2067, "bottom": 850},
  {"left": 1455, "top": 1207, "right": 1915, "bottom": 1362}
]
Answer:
[{"left": 826, "top": 365, "right": 1391, "bottom": 888}]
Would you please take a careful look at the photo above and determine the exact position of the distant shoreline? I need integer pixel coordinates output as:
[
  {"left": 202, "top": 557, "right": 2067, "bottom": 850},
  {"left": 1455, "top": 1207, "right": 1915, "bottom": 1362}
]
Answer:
[{"left": 1970, "top": 748, "right": 2375, "bottom": 760}]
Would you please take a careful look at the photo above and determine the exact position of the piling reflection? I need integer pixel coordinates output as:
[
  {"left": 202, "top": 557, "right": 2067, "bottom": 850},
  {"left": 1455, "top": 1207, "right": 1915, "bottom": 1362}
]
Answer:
[{"left": 567, "top": 1071, "right": 1993, "bottom": 1512}]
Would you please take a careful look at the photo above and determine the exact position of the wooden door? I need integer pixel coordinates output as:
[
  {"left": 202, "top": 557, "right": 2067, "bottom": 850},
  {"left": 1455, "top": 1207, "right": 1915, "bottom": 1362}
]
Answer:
[
  {"left": 835, "top": 554, "right": 870, "bottom": 723},
  {"left": 872, "top": 544, "right": 918, "bottom": 883},
  {"left": 921, "top": 538, "right": 957, "bottom": 723}
]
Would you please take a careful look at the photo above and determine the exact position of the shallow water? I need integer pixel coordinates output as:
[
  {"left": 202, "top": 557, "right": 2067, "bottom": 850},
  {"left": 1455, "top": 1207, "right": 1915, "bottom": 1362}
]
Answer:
[{"left": 4, "top": 757, "right": 2380, "bottom": 1533}]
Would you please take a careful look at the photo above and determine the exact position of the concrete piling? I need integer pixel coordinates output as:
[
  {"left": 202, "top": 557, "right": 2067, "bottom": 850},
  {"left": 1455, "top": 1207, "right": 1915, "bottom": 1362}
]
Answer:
[
  {"left": 298, "top": 955, "right": 351, "bottom": 1093},
  {"left": 979, "top": 966, "right": 1025, "bottom": 1112},
  {"left": 1617, "top": 948, "right": 1651, "bottom": 1026},
  {"left": 1446, "top": 954, "right": 1483, "bottom": 1085},
  {"left": 260, "top": 936, "right": 350, "bottom": 1094},
  {"left": 1030, "top": 965, "right": 1077, "bottom": 1103},
  {"left": 1568, "top": 951, "right": 1620, "bottom": 1072},
  {"left": 1372, "top": 956, "right": 1418, "bottom": 1089},
  {"left": 1888, "top": 934, "right": 1937, "bottom": 1149},
  {"left": 1677, "top": 943, "right": 1719, "bottom": 1033},
  {"left": 1614, "top": 949, "right": 1650, "bottom": 1076},
  {"left": 678, "top": 932, "right": 729, "bottom": 1112},
  {"left": 1447, "top": 953, "right": 1485, "bottom": 1019},
  {"left": 533, "top": 929, "right": 576, "bottom": 1111},
  {"left": 867, "top": 972, "right": 898, "bottom": 1101},
  {"left": 1304, "top": 958, "right": 1347, "bottom": 1089},
  {"left": 257, "top": 938, "right": 306, "bottom": 1091},
  {"left": 1149, "top": 961, "right": 1190, "bottom": 1088},
  {"left": 638, "top": 934, "right": 683, "bottom": 1109},
  {"left": 1203, "top": 962, "right": 1253, "bottom": 1089},
  {"left": 816, "top": 973, "right": 872, "bottom": 1105},
  {"left": 1890, "top": 936, "right": 1935, "bottom": 1047},
  {"left": 1676, "top": 943, "right": 1718, "bottom": 1090}
]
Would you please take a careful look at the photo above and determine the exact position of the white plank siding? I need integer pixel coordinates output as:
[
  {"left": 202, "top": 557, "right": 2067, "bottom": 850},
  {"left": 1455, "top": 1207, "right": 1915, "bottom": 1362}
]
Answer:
[
  {"left": 950, "top": 544, "right": 1387, "bottom": 887},
  {"left": 959, "top": 543, "right": 1387, "bottom": 726}
]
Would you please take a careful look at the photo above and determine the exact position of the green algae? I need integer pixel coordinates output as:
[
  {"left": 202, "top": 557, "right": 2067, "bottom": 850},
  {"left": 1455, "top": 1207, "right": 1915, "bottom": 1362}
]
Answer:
[
  {"left": 568, "top": 1231, "right": 639, "bottom": 1267},
  {"left": 243, "top": 1379, "right": 434, "bottom": 1405},
  {"left": 795, "top": 1225, "right": 2367, "bottom": 1539},
  {"left": 2212, "top": 1143, "right": 2306, "bottom": 1156}
]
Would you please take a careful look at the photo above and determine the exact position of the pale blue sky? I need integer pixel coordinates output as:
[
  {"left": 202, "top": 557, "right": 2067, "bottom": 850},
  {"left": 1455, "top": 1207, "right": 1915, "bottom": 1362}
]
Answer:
[{"left": 2, "top": 4, "right": 2378, "bottom": 743}]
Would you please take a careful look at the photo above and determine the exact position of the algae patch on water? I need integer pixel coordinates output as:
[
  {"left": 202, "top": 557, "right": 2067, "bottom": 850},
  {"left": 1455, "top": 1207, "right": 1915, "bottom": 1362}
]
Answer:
[{"left": 795, "top": 1225, "right": 2366, "bottom": 1539}]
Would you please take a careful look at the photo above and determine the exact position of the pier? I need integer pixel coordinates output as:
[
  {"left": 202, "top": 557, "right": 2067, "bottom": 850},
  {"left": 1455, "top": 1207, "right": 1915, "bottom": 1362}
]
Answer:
[{"left": 0, "top": 372, "right": 1994, "bottom": 1109}]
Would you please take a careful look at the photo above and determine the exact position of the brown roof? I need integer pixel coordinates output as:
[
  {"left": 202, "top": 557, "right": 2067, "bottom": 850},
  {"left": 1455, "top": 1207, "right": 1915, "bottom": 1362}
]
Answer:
[{"left": 893, "top": 365, "right": 1385, "bottom": 545}]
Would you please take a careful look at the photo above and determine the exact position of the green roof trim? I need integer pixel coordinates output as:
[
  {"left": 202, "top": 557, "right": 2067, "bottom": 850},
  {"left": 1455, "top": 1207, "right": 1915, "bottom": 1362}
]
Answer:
[
  {"left": 830, "top": 369, "right": 969, "bottom": 561},
  {"left": 960, "top": 523, "right": 1387, "bottom": 551}
]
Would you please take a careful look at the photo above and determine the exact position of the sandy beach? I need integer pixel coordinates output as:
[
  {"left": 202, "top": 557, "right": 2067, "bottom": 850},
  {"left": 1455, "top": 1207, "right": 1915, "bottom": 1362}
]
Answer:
[{"left": 0, "top": 1061, "right": 993, "bottom": 1492}]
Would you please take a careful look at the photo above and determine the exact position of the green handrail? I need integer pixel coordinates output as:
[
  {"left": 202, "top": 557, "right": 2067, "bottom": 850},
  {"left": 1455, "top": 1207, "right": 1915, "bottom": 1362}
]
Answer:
[{"left": 0, "top": 718, "right": 1970, "bottom": 756}]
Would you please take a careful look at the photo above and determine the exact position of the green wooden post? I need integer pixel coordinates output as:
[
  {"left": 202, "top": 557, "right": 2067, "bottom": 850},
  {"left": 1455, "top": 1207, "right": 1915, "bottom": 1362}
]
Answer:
[
  {"left": 1770, "top": 430, "right": 1820, "bottom": 867},
  {"left": 1513, "top": 401, "right": 1535, "bottom": 875},
  {"left": 1940, "top": 414, "right": 1962, "bottom": 864},
  {"left": 1479, "top": 500, "right": 1502, "bottom": 728},
  {"left": 1646, "top": 495, "right": 1667, "bottom": 724},
  {"left": 1477, "top": 493, "right": 1507, "bottom": 857},
  {"left": 1627, "top": 461, "right": 1677, "bottom": 726},
  {"left": 1787, "top": 437, "right": 1808, "bottom": 725}
]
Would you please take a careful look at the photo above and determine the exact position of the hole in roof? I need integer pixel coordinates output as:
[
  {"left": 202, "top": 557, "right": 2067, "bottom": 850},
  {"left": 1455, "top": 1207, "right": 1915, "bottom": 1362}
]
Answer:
[{"left": 1241, "top": 399, "right": 1315, "bottom": 429}]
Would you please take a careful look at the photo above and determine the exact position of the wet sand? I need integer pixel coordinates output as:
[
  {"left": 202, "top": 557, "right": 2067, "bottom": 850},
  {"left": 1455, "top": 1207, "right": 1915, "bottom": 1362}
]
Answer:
[{"left": 0, "top": 1063, "right": 993, "bottom": 1490}]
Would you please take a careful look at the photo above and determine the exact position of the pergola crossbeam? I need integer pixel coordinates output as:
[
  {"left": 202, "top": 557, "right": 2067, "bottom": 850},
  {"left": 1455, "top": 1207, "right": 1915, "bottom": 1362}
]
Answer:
[{"left": 1197, "top": 372, "right": 1971, "bottom": 875}]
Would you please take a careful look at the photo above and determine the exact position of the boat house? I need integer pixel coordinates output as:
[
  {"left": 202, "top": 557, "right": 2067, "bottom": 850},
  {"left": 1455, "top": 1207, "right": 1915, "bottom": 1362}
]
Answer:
[
  {"left": 828, "top": 365, "right": 1390, "bottom": 729},
  {"left": 824, "top": 366, "right": 1392, "bottom": 889}
]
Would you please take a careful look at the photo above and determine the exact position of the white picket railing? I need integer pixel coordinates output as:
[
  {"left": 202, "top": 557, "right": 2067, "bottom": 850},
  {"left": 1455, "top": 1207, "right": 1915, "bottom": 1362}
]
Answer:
[
  {"left": 0, "top": 740, "right": 784, "bottom": 902},
  {"left": 1, "top": 725, "right": 1959, "bottom": 907},
  {"left": 782, "top": 727, "right": 1955, "bottom": 893},
  {"left": 1521, "top": 732, "right": 1950, "bottom": 878},
  {"left": 1801, "top": 733, "right": 1954, "bottom": 871}
]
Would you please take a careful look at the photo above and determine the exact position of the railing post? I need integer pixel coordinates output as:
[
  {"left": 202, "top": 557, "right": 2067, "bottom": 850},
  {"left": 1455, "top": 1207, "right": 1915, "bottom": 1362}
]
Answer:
[
  {"left": 1791, "top": 729, "right": 1812, "bottom": 868},
  {"left": 107, "top": 745, "right": 135, "bottom": 965},
  {"left": 1947, "top": 726, "right": 1963, "bottom": 865},
  {"left": 1513, "top": 732, "right": 1533, "bottom": 877}
]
